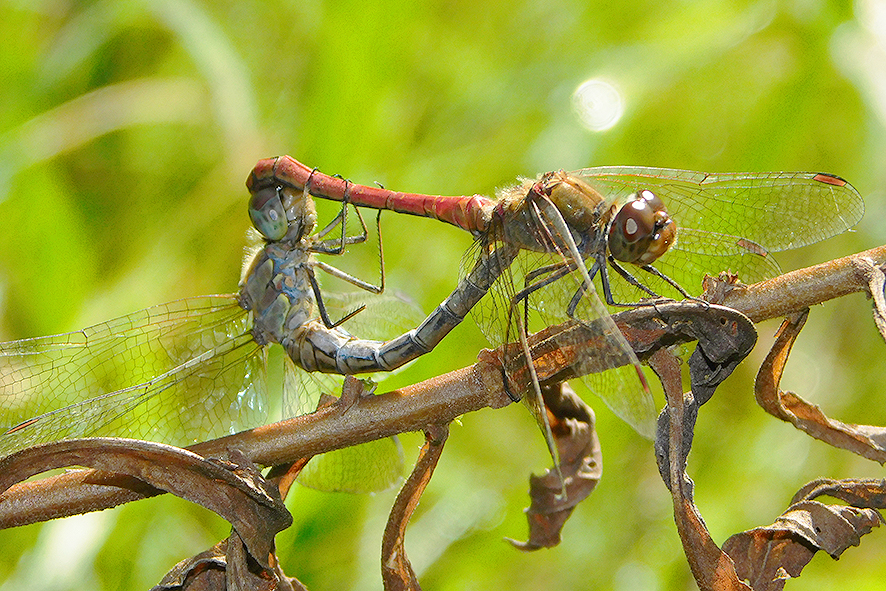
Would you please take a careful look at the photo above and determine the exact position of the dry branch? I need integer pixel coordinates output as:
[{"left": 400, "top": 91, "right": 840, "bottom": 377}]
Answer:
[{"left": 0, "top": 245, "right": 883, "bottom": 530}]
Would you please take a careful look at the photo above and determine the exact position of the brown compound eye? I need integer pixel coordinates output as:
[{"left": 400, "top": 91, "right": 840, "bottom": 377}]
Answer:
[
  {"left": 608, "top": 190, "right": 675, "bottom": 265},
  {"left": 638, "top": 188, "right": 665, "bottom": 213},
  {"left": 248, "top": 186, "right": 288, "bottom": 241}
]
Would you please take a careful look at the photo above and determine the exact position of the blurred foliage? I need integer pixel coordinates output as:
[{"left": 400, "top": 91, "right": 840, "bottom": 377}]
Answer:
[{"left": 0, "top": 0, "right": 884, "bottom": 589}]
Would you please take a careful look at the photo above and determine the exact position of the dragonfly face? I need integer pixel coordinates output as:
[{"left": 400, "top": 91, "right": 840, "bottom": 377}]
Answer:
[
  {"left": 248, "top": 184, "right": 318, "bottom": 244},
  {"left": 607, "top": 189, "right": 676, "bottom": 265}
]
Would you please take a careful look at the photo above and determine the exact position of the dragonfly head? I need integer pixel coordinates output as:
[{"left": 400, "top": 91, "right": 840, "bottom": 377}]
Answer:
[
  {"left": 248, "top": 185, "right": 318, "bottom": 243},
  {"left": 608, "top": 189, "right": 676, "bottom": 265}
]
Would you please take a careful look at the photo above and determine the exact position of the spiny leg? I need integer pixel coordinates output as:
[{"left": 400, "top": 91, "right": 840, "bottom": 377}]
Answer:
[
  {"left": 603, "top": 256, "right": 703, "bottom": 307},
  {"left": 303, "top": 263, "right": 367, "bottom": 329},
  {"left": 312, "top": 179, "right": 367, "bottom": 254},
  {"left": 516, "top": 260, "right": 576, "bottom": 337},
  {"left": 636, "top": 262, "right": 702, "bottom": 302},
  {"left": 506, "top": 266, "right": 569, "bottom": 498},
  {"left": 311, "top": 209, "right": 385, "bottom": 294},
  {"left": 304, "top": 208, "right": 386, "bottom": 328},
  {"left": 565, "top": 256, "right": 604, "bottom": 317},
  {"left": 601, "top": 256, "right": 663, "bottom": 307},
  {"left": 305, "top": 173, "right": 386, "bottom": 295}
]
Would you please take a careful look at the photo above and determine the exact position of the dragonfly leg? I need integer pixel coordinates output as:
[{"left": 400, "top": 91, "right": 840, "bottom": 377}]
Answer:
[
  {"left": 312, "top": 180, "right": 369, "bottom": 254},
  {"left": 564, "top": 256, "right": 604, "bottom": 317},
  {"left": 310, "top": 190, "right": 386, "bottom": 295},
  {"left": 602, "top": 256, "right": 667, "bottom": 307},
  {"left": 304, "top": 263, "right": 366, "bottom": 328},
  {"left": 313, "top": 259, "right": 385, "bottom": 294},
  {"left": 638, "top": 264, "right": 707, "bottom": 304},
  {"left": 310, "top": 212, "right": 385, "bottom": 295},
  {"left": 304, "top": 168, "right": 350, "bottom": 250},
  {"left": 314, "top": 202, "right": 347, "bottom": 244},
  {"left": 523, "top": 260, "right": 576, "bottom": 286},
  {"left": 500, "top": 261, "right": 576, "bottom": 398},
  {"left": 514, "top": 261, "right": 576, "bottom": 334}
]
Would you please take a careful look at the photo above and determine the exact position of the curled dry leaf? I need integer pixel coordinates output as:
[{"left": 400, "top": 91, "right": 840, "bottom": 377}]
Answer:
[
  {"left": 793, "top": 477, "right": 886, "bottom": 509},
  {"left": 755, "top": 309, "right": 886, "bottom": 463},
  {"left": 652, "top": 304, "right": 757, "bottom": 489},
  {"left": 651, "top": 346, "right": 751, "bottom": 591},
  {"left": 846, "top": 255, "right": 886, "bottom": 342},
  {"left": 722, "top": 479, "right": 886, "bottom": 591},
  {"left": 862, "top": 259, "right": 886, "bottom": 342},
  {"left": 152, "top": 531, "right": 306, "bottom": 591},
  {"left": 507, "top": 382, "right": 602, "bottom": 551},
  {"left": 509, "top": 302, "right": 756, "bottom": 552}
]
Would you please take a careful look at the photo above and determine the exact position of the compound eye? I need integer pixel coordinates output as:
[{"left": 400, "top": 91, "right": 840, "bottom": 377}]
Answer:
[
  {"left": 248, "top": 186, "right": 288, "bottom": 240},
  {"left": 638, "top": 189, "right": 665, "bottom": 213},
  {"left": 609, "top": 191, "right": 674, "bottom": 264},
  {"left": 618, "top": 196, "right": 656, "bottom": 243}
]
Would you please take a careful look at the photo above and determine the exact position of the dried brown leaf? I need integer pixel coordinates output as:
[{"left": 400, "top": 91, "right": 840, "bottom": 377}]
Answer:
[
  {"left": 0, "top": 439, "right": 291, "bottom": 566},
  {"left": 864, "top": 260, "right": 886, "bottom": 342},
  {"left": 152, "top": 532, "right": 306, "bottom": 591},
  {"left": 507, "top": 382, "right": 601, "bottom": 551},
  {"left": 152, "top": 540, "right": 228, "bottom": 591},
  {"left": 650, "top": 304, "right": 759, "bottom": 591},
  {"left": 651, "top": 348, "right": 751, "bottom": 591},
  {"left": 793, "top": 477, "right": 886, "bottom": 508},
  {"left": 722, "top": 495, "right": 883, "bottom": 590},
  {"left": 756, "top": 309, "right": 886, "bottom": 463}
]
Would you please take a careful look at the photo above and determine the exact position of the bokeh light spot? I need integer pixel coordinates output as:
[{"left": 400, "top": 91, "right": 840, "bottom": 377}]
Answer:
[{"left": 572, "top": 78, "right": 624, "bottom": 131}]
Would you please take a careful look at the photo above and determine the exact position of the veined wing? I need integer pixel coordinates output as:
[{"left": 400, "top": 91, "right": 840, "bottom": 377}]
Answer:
[
  {"left": 572, "top": 167, "right": 863, "bottom": 299},
  {"left": 282, "top": 356, "right": 404, "bottom": 493},
  {"left": 0, "top": 295, "right": 266, "bottom": 456},
  {"left": 574, "top": 167, "right": 863, "bottom": 251},
  {"left": 471, "top": 208, "right": 655, "bottom": 442},
  {"left": 321, "top": 290, "right": 425, "bottom": 344},
  {"left": 509, "top": 247, "right": 657, "bottom": 439},
  {"left": 268, "top": 290, "right": 421, "bottom": 493},
  {"left": 605, "top": 229, "right": 786, "bottom": 301}
]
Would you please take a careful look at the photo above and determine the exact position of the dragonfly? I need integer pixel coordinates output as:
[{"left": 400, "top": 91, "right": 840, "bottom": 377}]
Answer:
[
  {"left": 249, "top": 156, "right": 865, "bottom": 466},
  {"left": 0, "top": 180, "right": 471, "bottom": 493}
]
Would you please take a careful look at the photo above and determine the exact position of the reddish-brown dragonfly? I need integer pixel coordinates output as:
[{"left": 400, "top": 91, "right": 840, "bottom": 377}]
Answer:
[{"left": 249, "top": 156, "right": 864, "bottom": 463}]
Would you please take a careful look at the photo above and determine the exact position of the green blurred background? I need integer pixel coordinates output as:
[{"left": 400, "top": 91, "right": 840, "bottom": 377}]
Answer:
[{"left": 1, "top": 0, "right": 884, "bottom": 589}]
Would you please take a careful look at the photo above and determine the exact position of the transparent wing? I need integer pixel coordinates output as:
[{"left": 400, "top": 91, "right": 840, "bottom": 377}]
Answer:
[
  {"left": 280, "top": 346, "right": 341, "bottom": 419},
  {"left": 574, "top": 167, "right": 863, "bottom": 294},
  {"left": 538, "top": 284, "right": 656, "bottom": 437},
  {"left": 576, "top": 167, "right": 863, "bottom": 249},
  {"left": 0, "top": 295, "right": 267, "bottom": 456},
  {"left": 470, "top": 208, "right": 655, "bottom": 441},
  {"left": 604, "top": 228, "right": 786, "bottom": 302},
  {"left": 322, "top": 290, "right": 425, "bottom": 342},
  {"left": 510, "top": 248, "right": 657, "bottom": 439},
  {"left": 282, "top": 355, "right": 404, "bottom": 493}
]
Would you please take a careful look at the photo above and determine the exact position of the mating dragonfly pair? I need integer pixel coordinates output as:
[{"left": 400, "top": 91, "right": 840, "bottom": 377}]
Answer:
[{"left": 0, "top": 157, "right": 864, "bottom": 492}]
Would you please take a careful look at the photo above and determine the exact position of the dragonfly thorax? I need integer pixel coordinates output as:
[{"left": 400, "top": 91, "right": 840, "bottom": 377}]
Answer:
[
  {"left": 538, "top": 172, "right": 603, "bottom": 235},
  {"left": 248, "top": 185, "right": 318, "bottom": 244},
  {"left": 607, "top": 189, "right": 675, "bottom": 265},
  {"left": 239, "top": 243, "right": 316, "bottom": 346},
  {"left": 493, "top": 171, "right": 607, "bottom": 253}
]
